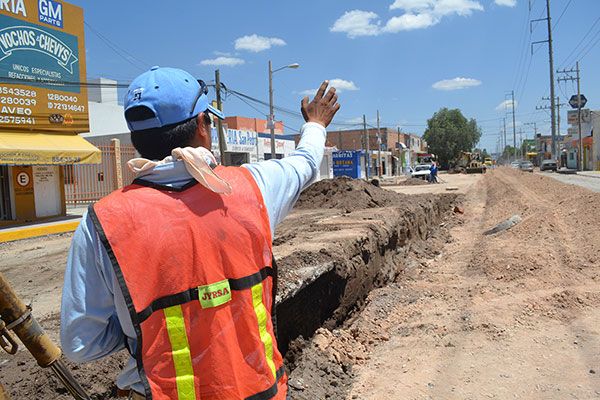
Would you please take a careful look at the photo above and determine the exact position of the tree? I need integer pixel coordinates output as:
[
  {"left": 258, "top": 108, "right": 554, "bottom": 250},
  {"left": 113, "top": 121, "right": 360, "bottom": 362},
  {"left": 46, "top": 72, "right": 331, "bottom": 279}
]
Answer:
[{"left": 422, "top": 108, "right": 482, "bottom": 169}]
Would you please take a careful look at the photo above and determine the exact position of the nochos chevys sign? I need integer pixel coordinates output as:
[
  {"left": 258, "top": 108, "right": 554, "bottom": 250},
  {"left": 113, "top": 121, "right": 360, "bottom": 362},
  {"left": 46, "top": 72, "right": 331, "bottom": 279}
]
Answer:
[{"left": 0, "top": 0, "right": 88, "bottom": 133}]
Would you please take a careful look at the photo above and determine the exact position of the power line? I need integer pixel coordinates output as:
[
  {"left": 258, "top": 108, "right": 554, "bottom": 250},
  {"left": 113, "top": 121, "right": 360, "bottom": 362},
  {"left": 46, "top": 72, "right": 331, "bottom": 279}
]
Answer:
[
  {"left": 84, "top": 22, "right": 149, "bottom": 71},
  {"left": 552, "top": 0, "right": 573, "bottom": 30},
  {"left": 578, "top": 31, "right": 600, "bottom": 62},
  {"left": 558, "top": 16, "right": 600, "bottom": 68}
]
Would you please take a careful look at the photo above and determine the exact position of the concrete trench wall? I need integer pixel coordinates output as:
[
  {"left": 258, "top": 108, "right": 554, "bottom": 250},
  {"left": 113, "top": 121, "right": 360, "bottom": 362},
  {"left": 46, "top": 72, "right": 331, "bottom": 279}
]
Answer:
[{"left": 274, "top": 194, "right": 457, "bottom": 355}]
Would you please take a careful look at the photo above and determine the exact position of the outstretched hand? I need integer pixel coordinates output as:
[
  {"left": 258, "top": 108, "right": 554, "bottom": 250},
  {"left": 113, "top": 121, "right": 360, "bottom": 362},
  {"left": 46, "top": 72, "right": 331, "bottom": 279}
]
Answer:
[{"left": 301, "top": 81, "right": 341, "bottom": 128}]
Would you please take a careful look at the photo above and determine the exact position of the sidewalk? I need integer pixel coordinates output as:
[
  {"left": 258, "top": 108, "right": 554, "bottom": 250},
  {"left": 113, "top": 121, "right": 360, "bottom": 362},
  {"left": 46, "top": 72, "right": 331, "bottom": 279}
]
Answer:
[
  {"left": 578, "top": 171, "right": 600, "bottom": 179},
  {"left": 0, "top": 207, "right": 87, "bottom": 244}
]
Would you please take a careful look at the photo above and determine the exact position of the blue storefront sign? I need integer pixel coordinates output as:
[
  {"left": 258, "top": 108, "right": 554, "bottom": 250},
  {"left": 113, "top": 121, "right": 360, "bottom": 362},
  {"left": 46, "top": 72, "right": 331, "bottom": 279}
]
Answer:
[
  {"left": 211, "top": 128, "right": 258, "bottom": 153},
  {"left": 0, "top": 13, "right": 80, "bottom": 93},
  {"left": 333, "top": 150, "right": 363, "bottom": 179}
]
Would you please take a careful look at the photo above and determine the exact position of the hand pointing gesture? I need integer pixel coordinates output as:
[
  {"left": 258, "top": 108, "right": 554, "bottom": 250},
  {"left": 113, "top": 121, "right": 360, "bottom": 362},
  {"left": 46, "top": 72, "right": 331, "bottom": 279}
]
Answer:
[{"left": 301, "top": 81, "right": 341, "bottom": 128}]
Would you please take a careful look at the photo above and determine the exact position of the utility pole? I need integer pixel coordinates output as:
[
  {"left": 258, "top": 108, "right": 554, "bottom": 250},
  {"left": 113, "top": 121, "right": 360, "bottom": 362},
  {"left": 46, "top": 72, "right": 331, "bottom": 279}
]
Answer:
[
  {"left": 531, "top": 0, "right": 557, "bottom": 159},
  {"left": 511, "top": 91, "right": 517, "bottom": 161},
  {"left": 557, "top": 96, "right": 561, "bottom": 137},
  {"left": 363, "top": 114, "right": 370, "bottom": 179},
  {"left": 376, "top": 110, "right": 382, "bottom": 177},
  {"left": 268, "top": 61, "right": 300, "bottom": 160},
  {"left": 558, "top": 62, "right": 583, "bottom": 170},
  {"left": 397, "top": 126, "right": 402, "bottom": 176},
  {"left": 503, "top": 117, "right": 507, "bottom": 162},
  {"left": 215, "top": 69, "right": 227, "bottom": 165},
  {"left": 268, "top": 61, "right": 276, "bottom": 160},
  {"left": 519, "top": 128, "right": 523, "bottom": 159}
]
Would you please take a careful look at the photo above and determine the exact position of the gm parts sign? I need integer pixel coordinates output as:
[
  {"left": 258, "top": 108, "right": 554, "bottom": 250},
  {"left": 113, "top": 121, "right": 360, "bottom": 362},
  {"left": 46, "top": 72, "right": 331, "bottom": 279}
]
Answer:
[{"left": 0, "top": 0, "right": 88, "bottom": 133}]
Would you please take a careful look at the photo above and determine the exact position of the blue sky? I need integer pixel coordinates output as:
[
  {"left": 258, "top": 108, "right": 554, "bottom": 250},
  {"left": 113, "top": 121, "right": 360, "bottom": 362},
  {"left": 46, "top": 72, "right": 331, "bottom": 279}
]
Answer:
[{"left": 71, "top": 0, "right": 600, "bottom": 153}]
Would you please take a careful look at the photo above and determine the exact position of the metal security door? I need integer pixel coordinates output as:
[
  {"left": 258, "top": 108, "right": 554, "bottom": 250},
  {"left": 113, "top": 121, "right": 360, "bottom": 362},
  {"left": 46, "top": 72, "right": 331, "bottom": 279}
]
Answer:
[{"left": 0, "top": 166, "right": 11, "bottom": 220}]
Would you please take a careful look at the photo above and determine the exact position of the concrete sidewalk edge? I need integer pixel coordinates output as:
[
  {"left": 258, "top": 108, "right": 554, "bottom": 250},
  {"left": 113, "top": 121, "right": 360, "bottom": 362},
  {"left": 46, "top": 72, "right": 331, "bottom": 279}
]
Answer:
[{"left": 0, "top": 220, "right": 80, "bottom": 244}]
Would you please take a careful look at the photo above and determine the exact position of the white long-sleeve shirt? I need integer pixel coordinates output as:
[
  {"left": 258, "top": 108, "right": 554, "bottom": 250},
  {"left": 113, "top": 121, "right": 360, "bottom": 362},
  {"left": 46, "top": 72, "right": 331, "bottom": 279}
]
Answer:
[{"left": 60, "top": 122, "right": 326, "bottom": 392}]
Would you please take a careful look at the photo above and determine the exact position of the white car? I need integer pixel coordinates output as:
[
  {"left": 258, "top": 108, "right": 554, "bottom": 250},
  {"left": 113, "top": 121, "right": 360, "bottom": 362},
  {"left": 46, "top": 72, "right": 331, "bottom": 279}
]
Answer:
[
  {"left": 510, "top": 161, "right": 520, "bottom": 169},
  {"left": 410, "top": 164, "right": 431, "bottom": 180}
]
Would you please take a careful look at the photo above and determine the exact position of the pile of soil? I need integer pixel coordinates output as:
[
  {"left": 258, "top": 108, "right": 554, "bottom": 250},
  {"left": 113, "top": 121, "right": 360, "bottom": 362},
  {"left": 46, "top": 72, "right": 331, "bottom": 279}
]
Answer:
[
  {"left": 295, "top": 177, "right": 407, "bottom": 211},
  {"left": 398, "top": 178, "right": 429, "bottom": 186}
]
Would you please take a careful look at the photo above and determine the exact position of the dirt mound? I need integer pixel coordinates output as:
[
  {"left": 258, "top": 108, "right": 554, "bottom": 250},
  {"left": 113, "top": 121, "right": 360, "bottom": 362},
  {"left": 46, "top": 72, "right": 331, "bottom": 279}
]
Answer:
[
  {"left": 398, "top": 178, "right": 429, "bottom": 186},
  {"left": 295, "top": 177, "right": 407, "bottom": 211}
]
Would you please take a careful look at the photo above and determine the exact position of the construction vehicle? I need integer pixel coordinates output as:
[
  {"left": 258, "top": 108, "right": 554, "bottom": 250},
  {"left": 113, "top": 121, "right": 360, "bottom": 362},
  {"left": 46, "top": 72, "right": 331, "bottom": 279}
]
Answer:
[
  {"left": 451, "top": 151, "right": 487, "bottom": 174},
  {"left": 0, "top": 273, "right": 91, "bottom": 400}
]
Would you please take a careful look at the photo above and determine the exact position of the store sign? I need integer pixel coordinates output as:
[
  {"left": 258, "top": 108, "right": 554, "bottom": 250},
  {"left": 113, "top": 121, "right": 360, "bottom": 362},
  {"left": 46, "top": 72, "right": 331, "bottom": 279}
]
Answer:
[
  {"left": 0, "top": 0, "right": 88, "bottom": 133},
  {"left": 333, "top": 150, "right": 362, "bottom": 179},
  {"left": 211, "top": 128, "right": 258, "bottom": 153},
  {"left": 16, "top": 170, "right": 30, "bottom": 186},
  {"left": 567, "top": 109, "right": 591, "bottom": 125}
]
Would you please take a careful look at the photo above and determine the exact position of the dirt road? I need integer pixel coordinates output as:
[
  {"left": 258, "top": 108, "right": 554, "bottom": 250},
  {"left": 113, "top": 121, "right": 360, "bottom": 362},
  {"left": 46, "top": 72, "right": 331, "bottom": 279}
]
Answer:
[{"left": 294, "top": 167, "right": 600, "bottom": 399}]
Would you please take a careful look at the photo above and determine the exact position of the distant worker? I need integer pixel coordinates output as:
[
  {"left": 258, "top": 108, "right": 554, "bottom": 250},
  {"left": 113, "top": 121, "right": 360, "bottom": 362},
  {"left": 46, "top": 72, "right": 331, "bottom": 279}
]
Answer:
[
  {"left": 429, "top": 161, "right": 438, "bottom": 183},
  {"left": 60, "top": 67, "right": 340, "bottom": 400}
]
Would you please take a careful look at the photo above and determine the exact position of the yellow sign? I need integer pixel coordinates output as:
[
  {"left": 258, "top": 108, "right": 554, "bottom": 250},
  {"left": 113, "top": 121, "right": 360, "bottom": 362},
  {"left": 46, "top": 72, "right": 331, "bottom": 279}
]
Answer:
[{"left": 0, "top": 0, "right": 88, "bottom": 133}]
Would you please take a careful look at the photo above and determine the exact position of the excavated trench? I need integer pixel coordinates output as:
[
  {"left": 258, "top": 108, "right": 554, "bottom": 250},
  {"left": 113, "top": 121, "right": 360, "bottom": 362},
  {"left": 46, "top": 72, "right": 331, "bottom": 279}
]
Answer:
[{"left": 273, "top": 182, "right": 458, "bottom": 358}]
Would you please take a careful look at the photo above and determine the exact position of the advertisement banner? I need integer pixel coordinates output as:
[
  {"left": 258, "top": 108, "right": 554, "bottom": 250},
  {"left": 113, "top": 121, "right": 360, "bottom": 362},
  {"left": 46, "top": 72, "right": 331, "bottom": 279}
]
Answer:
[
  {"left": 211, "top": 128, "right": 258, "bottom": 154},
  {"left": 0, "top": 0, "right": 88, "bottom": 133},
  {"left": 333, "top": 150, "right": 362, "bottom": 179}
]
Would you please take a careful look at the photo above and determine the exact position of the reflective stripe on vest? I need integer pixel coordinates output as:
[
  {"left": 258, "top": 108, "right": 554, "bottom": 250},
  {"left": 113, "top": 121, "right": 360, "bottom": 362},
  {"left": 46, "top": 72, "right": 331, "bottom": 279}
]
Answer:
[
  {"left": 251, "top": 283, "right": 276, "bottom": 380},
  {"left": 164, "top": 305, "right": 196, "bottom": 400}
]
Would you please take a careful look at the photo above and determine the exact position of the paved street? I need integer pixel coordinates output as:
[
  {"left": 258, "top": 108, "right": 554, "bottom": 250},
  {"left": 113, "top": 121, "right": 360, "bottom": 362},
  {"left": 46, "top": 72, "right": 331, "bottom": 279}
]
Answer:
[{"left": 538, "top": 171, "right": 600, "bottom": 193}]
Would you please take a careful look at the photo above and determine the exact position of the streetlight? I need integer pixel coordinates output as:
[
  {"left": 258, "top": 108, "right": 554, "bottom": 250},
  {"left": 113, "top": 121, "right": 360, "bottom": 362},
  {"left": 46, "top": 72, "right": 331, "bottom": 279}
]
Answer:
[{"left": 269, "top": 61, "right": 300, "bottom": 159}]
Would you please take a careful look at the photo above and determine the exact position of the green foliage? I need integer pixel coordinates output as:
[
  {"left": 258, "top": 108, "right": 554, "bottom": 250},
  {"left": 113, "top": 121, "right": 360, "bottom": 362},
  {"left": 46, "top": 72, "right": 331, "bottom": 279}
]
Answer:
[{"left": 422, "top": 108, "right": 482, "bottom": 168}]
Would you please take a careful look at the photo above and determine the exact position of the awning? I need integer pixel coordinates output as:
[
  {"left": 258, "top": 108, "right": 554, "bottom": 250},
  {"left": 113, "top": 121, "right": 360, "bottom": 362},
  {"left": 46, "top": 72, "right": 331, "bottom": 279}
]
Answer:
[{"left": 0, "top": 132, "right": 101, "bottom": 165}]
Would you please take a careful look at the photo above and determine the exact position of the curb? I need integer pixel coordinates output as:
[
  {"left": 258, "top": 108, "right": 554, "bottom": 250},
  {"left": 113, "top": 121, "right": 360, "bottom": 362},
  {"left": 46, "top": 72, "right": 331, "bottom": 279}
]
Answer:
[
  {"left": 578, "top": 173, "right": 600, "bottom": 180},
  {"left": 0, "top": 220, "right": 80, "bottom": 244}
]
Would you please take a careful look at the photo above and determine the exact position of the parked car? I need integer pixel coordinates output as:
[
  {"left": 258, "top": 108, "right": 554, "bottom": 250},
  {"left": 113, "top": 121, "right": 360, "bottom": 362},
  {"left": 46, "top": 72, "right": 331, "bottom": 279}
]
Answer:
[
  {"left": 510, "top": 161, "right": 520, "bottom": 169},
  {"left": 411, "top": 164, "right": 431, "bottom": 180},
  {"left": 519, "top": 161, "right": 534, "bottom": 173},
  {"left": 540, "top": 159, "right": 558, "bottom": 172}
]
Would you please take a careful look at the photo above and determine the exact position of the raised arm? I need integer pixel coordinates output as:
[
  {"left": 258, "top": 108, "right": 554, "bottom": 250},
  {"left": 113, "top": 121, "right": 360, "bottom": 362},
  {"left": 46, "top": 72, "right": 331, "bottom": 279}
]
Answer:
[{"left": 244, "top": 81, "right": 340, "bottom": 234}]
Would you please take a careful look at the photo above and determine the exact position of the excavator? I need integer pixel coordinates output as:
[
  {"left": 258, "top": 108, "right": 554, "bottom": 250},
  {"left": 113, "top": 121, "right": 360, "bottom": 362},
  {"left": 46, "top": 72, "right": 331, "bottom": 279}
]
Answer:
[{"left": 451, "top": 151, "right": 487, "bottom": 174}]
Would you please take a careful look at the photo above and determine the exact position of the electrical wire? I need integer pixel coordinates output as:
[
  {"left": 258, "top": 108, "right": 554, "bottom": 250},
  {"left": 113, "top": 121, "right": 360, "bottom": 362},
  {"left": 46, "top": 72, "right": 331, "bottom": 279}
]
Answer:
[
  {"left": 558, "top": 16, "right": 600, "bottom": 68},
  {"left": 84, "top": 21, "right": 149, "bottom": 71},
  {"left": 552, "top": 0, "right": 573, "bottom": 31}
]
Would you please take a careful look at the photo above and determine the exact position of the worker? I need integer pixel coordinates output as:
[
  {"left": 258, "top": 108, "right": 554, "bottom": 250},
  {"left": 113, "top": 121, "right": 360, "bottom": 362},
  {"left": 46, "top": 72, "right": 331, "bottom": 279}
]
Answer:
[
  {"left": 60, "top": 67, "right": 340, "bottom": 400},
  {"left": 429, "top": 161, "right": 438, "bottom": 183}
]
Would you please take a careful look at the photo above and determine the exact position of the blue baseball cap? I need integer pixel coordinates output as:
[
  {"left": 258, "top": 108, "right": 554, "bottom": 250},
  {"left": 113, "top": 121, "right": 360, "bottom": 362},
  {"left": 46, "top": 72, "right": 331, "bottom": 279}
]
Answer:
[{"left": 124, "top": 66, "right": 224, "bottom": 132}]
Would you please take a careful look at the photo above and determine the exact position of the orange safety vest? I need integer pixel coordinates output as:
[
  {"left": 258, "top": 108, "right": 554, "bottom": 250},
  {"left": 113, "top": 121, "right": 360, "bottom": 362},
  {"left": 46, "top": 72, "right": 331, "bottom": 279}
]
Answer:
[{"left": 90, "top": 166, "right": 287, "bottom": 400}]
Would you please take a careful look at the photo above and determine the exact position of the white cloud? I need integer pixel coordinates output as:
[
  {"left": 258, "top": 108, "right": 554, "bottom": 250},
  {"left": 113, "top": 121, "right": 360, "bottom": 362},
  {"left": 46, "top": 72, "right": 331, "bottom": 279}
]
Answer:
[
  {"left": 234, "top": 34, "right": 286, "bottom": 52},
  {"left": 330, "top": 79, "right": 360, "bottom": 92},
  {"left": 333, "top": 0, "right": 483, "bottom": 37},
  {"left": 199, "top": 57, "right": 245, "bottom": 67},
  {"left": 495, "top": 0, "right": 517, "bottom": 6},
  {"left": 384, "top": 13, "right": 438, "bottom": 32},
  {"left": 299, "top": 79, "right": 360, "bottom": 97},
  {"left": 432, "top": 77, "right": 482, "bottom": 90},
  {"left": 496, "top": 99, "right": 518, "bottom": 111},
  {"left": 390, "top": 0, "right": 434, "bottom": 11},
  {"left": 330, "top": 10, "right": 381, "bottom": 38},
  {"left": 432, "top": 0, "right": 484, "bottom": 17}
]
